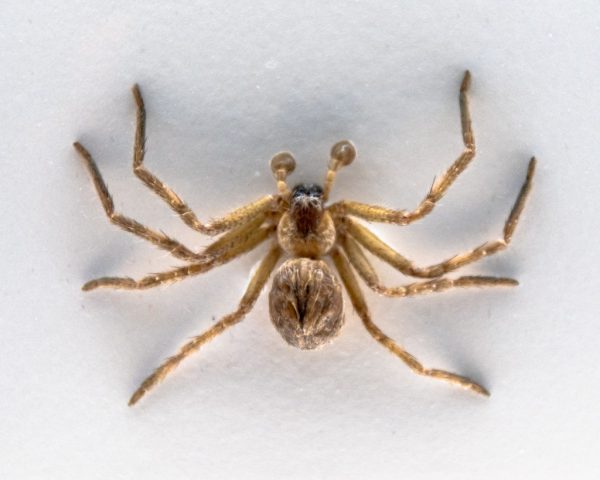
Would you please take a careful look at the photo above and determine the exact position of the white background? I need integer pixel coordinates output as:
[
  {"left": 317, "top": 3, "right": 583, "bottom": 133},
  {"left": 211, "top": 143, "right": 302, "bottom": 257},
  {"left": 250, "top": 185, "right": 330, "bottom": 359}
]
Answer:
[{"left": 1, "top": 1, "right": 599, "bottom": 478}]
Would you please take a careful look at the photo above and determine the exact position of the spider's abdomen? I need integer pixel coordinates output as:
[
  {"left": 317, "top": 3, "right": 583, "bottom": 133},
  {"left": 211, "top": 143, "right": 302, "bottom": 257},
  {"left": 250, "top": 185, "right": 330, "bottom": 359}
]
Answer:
[{"left": 269, "top": 258, "right": 344, "bottom": 350}]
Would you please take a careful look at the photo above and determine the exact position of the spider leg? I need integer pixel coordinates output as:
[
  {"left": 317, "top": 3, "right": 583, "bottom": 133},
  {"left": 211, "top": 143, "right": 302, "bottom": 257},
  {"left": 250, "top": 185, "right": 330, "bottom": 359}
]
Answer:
[
  {"left": 128, "top": 244, "right": 282, "bottom": 406},
  {"left": 131, "top": 84, "right": 276, "bottom": 235},
  {"left": 82, "top": 225, "right": 275, "bottom": 291},
  {"left": 340, "top": 157, "right": 535, "bottom": 278},
  {"left": 328, "top": 71, "right": 477, "bottom": 224},
  {"left": 201, "top": 212, "right": 269, "bottom": 257},
  {"left": 74, "top": 142, "right": 202, "bottom": 262},
  {"left": 340, "top": 233, "right": 518, "bottom": 296},
  {"left": 330, "top": 247, "right": 489, "bottom": 396}
]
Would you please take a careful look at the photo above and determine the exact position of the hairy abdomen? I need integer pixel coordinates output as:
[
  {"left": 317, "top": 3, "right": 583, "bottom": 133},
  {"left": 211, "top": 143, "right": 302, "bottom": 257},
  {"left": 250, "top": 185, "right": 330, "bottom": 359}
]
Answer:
[{"left": 269, "top": 258, "right": 344, "bottom": 350}]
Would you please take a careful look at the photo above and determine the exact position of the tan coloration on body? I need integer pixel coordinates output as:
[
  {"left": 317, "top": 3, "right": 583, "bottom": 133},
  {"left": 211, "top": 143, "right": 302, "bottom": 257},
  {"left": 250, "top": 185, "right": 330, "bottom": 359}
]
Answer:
[
  {"left": 76, "top": 71, "right": 536, "bottom": 405},
  {"left": 339, "top": 233, "right": 519, "bottom": 297},
  {"left": 202, "top": 213, "right": 268, "bottom": 257},
  {"left": 82, "top": 225, "right": 276, "bottom": 291},
  {"left": 338, "top": 154, "right": 535, "bottom": 279},
  {"left": 73, "top": 142, "right": 202, "bottom": 262},
  {"left": 277, "top": 210, "right": 336, "bottom": 258},
  {"left": 128, "top": 244, "right": 282, "bottom": 406},
  {"left": 330, "top": 247, "right": 490, "bottom": 396},
  {"left": 129, "top": 83, "right": 277, "bottom": 236},
  {"left": 269, "top": 258, "right": 344, "bottom": 350},
  {"left": 328, "top": 71, "right": 475, "bottom": 224},
  {"left": 270, "top": 151, "right": 296, "bottom": 196},
  {"left": 323, "top": 140, "right": 356, "bottom": 201}
]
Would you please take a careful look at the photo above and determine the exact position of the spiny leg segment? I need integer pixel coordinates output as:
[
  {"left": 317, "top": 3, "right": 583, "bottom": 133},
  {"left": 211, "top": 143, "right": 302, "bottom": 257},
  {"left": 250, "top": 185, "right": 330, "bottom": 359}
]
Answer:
[
  {"left": 328, "top": 70, "right": 477, "bottom": 224},
  {"left": 129, "top": 244, "right": 282, "bottom": 406},
  {"left": 131, "top": 84, "right": 276, "bottom": 235},
  {"left": 73, "top": 142, "right": 202, "bottom": 262},
  {"left": 339, "top": 156, "right": 536, "bottom": 278},
  {"left": 330, "top": 247, "right": 489, "bottom": 396},
  {"left": 82, "top": 225, "right": 276, "bottom": 291},
  {"left": 202, "top": 213, "right": 269, "bottom": 257},
  {"left": 339, "top": 233, "right": 518, "bottom": 296}
]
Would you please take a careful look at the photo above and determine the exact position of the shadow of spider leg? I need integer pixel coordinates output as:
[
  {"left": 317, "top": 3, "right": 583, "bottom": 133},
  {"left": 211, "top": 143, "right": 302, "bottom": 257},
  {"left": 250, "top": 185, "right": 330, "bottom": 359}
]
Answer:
[
  {"left": 128, "top": 244, "right": 282, "bottom": 406},
  {"left": 130, "top": 84, "right": 276, "bottom": 235},
  {"left": 339, "top": 233, "right": 518, "bottom": 296},
  {"left": 330, "top": 247, "right": 489, "bottom": 396},
  {"left": 82, "top": 225, "right": 275, "bottom": 291},
  {"left": 340, "top": 157, "right": 536, "bottom": 278},
  {"left": 327, "top": 70, "right": 476, "bottom": 224}
]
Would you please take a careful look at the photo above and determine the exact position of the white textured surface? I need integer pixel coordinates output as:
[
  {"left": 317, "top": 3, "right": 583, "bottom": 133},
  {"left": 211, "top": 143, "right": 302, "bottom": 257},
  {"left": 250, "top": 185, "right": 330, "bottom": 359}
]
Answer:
[{"left": 1, "top": 1, "right": 599, "bottom": 478}]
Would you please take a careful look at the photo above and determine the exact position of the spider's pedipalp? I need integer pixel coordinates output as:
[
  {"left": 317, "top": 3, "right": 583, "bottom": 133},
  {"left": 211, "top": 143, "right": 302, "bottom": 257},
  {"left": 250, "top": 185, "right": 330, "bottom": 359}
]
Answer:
[
  {"left": 330, "top": 140, "right": 356, "bottom": 168},
  {"left": 322, "top": 140, "right": 356, "bottom": 201},
  {"left": 270, "top": 151, "right": 296, "bottom": 175},
  {"left": 270, "top": 151, "right": 296, "bottom": 195},
  {"left": 330, "top": 247, "right": 489, "bottom": 396}
]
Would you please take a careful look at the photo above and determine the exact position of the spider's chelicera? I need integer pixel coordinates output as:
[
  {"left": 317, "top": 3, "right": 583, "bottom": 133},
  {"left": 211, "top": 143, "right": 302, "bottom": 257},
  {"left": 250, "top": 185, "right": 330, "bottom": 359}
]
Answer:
[{"left": 75, "top": 71, "right": 536, "bottom": 406}]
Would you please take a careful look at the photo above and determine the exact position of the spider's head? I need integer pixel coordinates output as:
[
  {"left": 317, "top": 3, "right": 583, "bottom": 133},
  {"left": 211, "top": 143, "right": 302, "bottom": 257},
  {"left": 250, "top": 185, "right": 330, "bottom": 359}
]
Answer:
[
  {"left": 290, "top": 183, "right": 324, "bottom": 236},
  {"left": 291, "top": 183, "right": 324, "bottom": 206}
]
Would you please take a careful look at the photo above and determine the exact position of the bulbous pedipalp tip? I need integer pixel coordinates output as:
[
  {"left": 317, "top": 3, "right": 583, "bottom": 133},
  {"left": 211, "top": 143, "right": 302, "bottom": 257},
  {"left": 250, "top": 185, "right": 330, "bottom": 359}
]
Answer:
[{"left": 330, "top": 140, "right": 356, "bottom": 168}]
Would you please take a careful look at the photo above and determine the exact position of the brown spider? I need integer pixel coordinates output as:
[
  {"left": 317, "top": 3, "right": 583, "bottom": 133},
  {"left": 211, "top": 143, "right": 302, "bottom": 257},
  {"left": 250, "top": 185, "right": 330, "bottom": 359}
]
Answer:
[{"left": 74, "top": 71, "right": 535, "bottom": 406}]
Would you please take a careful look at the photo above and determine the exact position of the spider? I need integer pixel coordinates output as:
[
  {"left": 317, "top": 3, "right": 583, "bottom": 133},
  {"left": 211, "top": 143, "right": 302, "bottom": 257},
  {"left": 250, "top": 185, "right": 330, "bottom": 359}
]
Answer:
[{"left": 74, "top": 71, "right": 535, "bottom": 406}]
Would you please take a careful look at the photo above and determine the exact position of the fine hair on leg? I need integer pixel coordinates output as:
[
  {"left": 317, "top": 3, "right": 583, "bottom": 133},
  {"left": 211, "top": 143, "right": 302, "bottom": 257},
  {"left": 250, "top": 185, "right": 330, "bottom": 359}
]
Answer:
[
  {"left": 130, "top": 84, "right": 276, "bottom": 235},
  {"left": 327, "top": 70, "right": 477, "bottom": 224},
  {"left": 82, "top": 225, "right": 275, "bottom": 291},
  {"left": 129, "top": 244, "right": 282, "bottom": 406},
  {"left": 330, "top": 247, "right": 489, "bottom": 396},
  {"left": 339, "top": 233, "right": 518, "bottom": 296},
  {"left": 73, "top": 141, "right": 202, "bottom": 262},
  {"left": 338, "top": 158, "right": 535, "bottom": 278}
]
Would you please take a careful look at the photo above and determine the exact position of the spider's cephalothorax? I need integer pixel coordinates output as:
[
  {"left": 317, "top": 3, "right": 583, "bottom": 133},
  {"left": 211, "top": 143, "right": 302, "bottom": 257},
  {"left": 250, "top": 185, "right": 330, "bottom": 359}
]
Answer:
[
  {"left": 75, "top": 71, "right": 536, "bottom": 406},
  {"left": 277, "top": 182, "right": 336, "bottom": 259}
]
